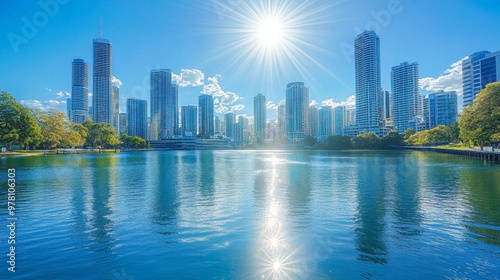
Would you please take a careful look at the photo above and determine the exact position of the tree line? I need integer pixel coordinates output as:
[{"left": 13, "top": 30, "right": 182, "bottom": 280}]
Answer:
[{"left": 0, "top": 91, "right": 148, "bottom": 151}]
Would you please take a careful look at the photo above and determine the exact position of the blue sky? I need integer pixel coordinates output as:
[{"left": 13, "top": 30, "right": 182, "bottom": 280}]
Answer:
[{"left": 1, "top": 0, "right": 500, "bottom": 119}]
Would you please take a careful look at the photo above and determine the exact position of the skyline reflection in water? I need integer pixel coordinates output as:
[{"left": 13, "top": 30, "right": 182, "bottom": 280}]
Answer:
[{"left": 0, "top": 150, "right": 499, "bottom": 279}]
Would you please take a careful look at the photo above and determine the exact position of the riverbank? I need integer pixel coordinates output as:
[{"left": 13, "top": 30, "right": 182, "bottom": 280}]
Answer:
[{"left": 400, "top": 146, "right": 500, "bottom": 162}]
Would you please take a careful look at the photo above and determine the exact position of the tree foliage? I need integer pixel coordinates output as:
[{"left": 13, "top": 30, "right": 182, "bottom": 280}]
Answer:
[
  {"left": 459, "top": 82, "right": 500, "bottom": 147},
  {"left": 0, "top": 92, "right": 41, "bottom": 149},
  {"left": 83, "top": 120, "right": 121, "bottom": 149},
  {"left": 304, "top": 135, "right": 316, "bottom": 147},
  {"left": 380, "top": 130, "right": 404, "bottom": 148},
  {"left": 407, "top": 125, "right": 452, "bottom": 146},
  {"left": 353, "top": 132, "right": 381, "bottom": 149},
  {"left": 325, "top": 135, "right": 353, "bottom": 150},
  {"left": 120, "top": 134, "right": 147, "bottom": 149}
]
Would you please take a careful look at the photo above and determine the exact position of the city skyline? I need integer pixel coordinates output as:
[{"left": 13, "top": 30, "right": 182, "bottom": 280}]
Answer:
[{"left": 2, "top": 0, "right": 500, "bottom": 119}]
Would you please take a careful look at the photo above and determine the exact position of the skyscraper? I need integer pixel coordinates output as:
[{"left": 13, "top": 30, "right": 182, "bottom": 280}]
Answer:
[
  {"left": 383, "top": 90, "right": 391, "bottom": 120},
  {"left": 424, "top": 91, "right": 458, "bottom": 129},
  {"left": 318, "top": 106, "right": 333, "bottom": 138},
  {"left": 225, "top": 113, "right": 235, "bottom": 139},
  {"left": 215, "top": 116, "right": 221, "bottom": 135},
  {"left": 71, "top": 58, "right": 88, "bottom": 123},
  {"left": 92, "top": 37, "right": 112, "bottom": 124},
  {"left": 355, "top": 30, "right": 382, "bottom": 128},
  {"left": 119, "top": 113, "right": 127, "bottom": 135},
  {"left": 150, "top": 69, "right": 174, "bottom": 140},
  {"left": 181, "top": 105, "right": 197, "bottom": 137},
  {"left": 308, "top": 106, "right": 319, "bottom": 137},
  {"left": 285, "top": 82, "right": 309, "bottom": 140},
  {"left": 333, "top": 106, "right": 345, "bottom": 135},
  {"left": 111, "top": 85, "right": 119, "bottom": 132},
  {"left": 169, "top": 84, "right": 179, "bottom": 136},
  {"left": 126, "top": 98, "right": 147, "bottom": 139},
  {"left": 277, "top": 104, "right": 286, "bottom": 139},
  {"left": 391, "top": 62, "right": 420, "bottom": 132},
  {"left": 254, "top": 93, "right": 266, "bottom": 142},
  {"left": 198, "top": 94, "right": 214, "bottom": 138},
  {"left": 462, "top": 51, "right": 500, "bottom": 106}
]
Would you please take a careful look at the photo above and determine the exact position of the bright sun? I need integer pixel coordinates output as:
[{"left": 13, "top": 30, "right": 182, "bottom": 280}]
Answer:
[{"left": 256, "top": 17, "right": 283, "bottom": 47}]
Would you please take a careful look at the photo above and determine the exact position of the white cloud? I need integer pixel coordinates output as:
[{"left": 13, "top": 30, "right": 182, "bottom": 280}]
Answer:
[
  {"left": 172, "top": 69, "right": 204, "bottom": 87},
  {"left": 266, "top": 101, "right": 278, "bottom": 110},
  {"left": 56, "top": 91, "right": 70, "bottom": 99},
  {"left": 112, "top": 76, "right": 123, "bottom": 88},
  {"left": 21, "top": 99, "right": 66, "bottom": 112},
  {"left": 309, "top": 100, "right": 318, "bottom": 107},
  {"left": 201, "top": 74, "right": 243, "bottom": 114},
  {"left": 230, "top": 104, "right": 245, "bottom": 112},
  {"left": 321, "top": 95, "right": 355, "bottom": 108},
  {"left": 419, "top": 56, "right": 467, "bottom": 95}
]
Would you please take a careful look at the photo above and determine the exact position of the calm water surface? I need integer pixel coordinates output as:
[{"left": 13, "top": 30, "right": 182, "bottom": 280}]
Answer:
[{"left": 1, "top": 150, "right": 499, "bottom": 279}]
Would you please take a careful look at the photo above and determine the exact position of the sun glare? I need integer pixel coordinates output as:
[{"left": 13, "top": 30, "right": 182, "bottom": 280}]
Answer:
[{"left": 256, "top": 17, "right": 283, "bottom": 47}]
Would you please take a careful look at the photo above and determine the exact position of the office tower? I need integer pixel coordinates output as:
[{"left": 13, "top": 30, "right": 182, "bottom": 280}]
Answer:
[
  {"left": 67, "top": 98, "right": 72, "bottom": 120},
  {"left": 285, "top": 82, "right": 309, "bottom": 140},
  {"left": 278, "top": 104, "right": 286, "bottom": 138},
  {"left": 334, "top": 106, "right": 345, "bottom": 135},
  {"left": 391, "top": 62, "right": 420, "bottom": 132},
  {"left": 220, "top": 120, "right": 226, "bottom": 135},
  {"left": 181, "top": 105, "right": 197, "bottom": 137},
  {"left": 383, "top": 90, "right": 391, "bottom": 120},
  {"left": 318, "top": 106, "right": 333, "bottom": 138},
  {"left": 225, "top": 113, "right": 235, "bottom": 139},
  {"left": 92, "top": 37, "right": 112, "bottom": 124},
  {"left": 88, "top": 106, "right": 93, "bottom": 121},
  {"left": 308, "top": 106, "right": 319, "bottom": 137},
  {"left": 169, "top": 84, "right": 179, "bottom": 136},
  {"left": 424, "top": 91, "right": 458, "bottom": 129},
  {"left": 71, "top": 59, "right": 89, "bottom": 123},
  {"left": 119, "top": 113, "right": 127, "bottom": 135},
  {"left": 150, "top": 69, "right": 174, "bottom": 140},
  {"left": 462, "top": 51, "right": 500, "bottom": 106},
  {"left": 254, "top": 93, "right": 266, "bottom": 142},
  {"left": 355, "top": 30, "right": 382, "bottom": 128},
  {"left": 126, "top": 98, "right": 147, "bottom": 139},
  {"left": 111, "top": 85, "right": 119, "bottom": 132},
  {"left": 215, "top": 116, "right": 221, "bottom": 134},
  {"left": 198, "top": 94, "right": 214, "bottom": 138},
  {"left": 345, "top": 107, "right": 356, "bottom": 127},
  {"left": 234, "top": 116, "right": 245, "bottom": 143}
]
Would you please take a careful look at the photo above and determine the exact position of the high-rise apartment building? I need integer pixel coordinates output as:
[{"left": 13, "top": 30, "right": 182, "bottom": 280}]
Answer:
[
  {"left": 119, "top": 113, "right": 127, "bottom": 135},
  {"left": 285, "top": 82, "right": 309, "bottom": 140},
  {"left": 318, "top": 106, "right": 333, "bottom": 138},
  {"left": 308, "top": 106, "right": 319, "bottom": 137},
  {"left": 254, "top": 93, "right": 266, "bottom": 142},
  {"left": 126, "top": 98, "right": 147, "bottom": 139},
  {"left": 391, "top": 62, "right": 420, "bottom": 132},
  {"left": 462, "top": 51, "right": 500, "bottom": 106},
  {"left": 71, "top": 58, "right": 88, "bottom": 123},
  {"left": 92, "top": 38, "right": 112, "bottom": 124},
  {"left": 423, "top": 91, "right": 457, "bottom": 129},
  {"left": 111, "top": 85, "right": 119, "bottom": 132},
  {"left": 334, "top": 106, "right": 345, "bottom": 135},
  {"left": 277, "top": 104, "right": 286, "bottom": 139},
  {"left": 150, "top": 69, "right": 177, "bottom": 139},
  {"left": 198, "top": 94, "right": 214, "bottom": 138},
  {"left": 225, "top": 113, "right": 235, "bottom": 139},
  {"left": 181, "top": 105, "right": 197, "bottom": 137}
]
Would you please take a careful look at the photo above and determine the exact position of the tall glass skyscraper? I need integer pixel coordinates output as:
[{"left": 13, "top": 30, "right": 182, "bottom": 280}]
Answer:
[
  {"left": 253, "top": 93, "right": 266, "bottom": 142},
  {"left": 150, "top": 69, "right": 177, "bottom": 140},
  {"left": 308, "top": 106, "right": 319, "bottom": 137},
  {"left": 355, "top": 30, "right": 382, "bottom": 128},
  {"left": 277, "top": 104, "right": 286, "bottom": 139},
  {"left": 391, "top": 62, "right": 420, "bottom": 132},
  {"left": 181, "top": 105, "right": 197, "bottom": 136},
  {"left": 462, "top": 51, "right": 500, "bottom": 106},
  {"left": 71, "top": 58, "right": 88, "bottom": 124},
  {"left": 224, "top": 113, "right": 235, "bottom": 139},
  {"left": 92, "top": 38, "right": 112, "bottom": 124},
  {"left": 318, "top": 106, "right": 333, "bottom": 138},
  {"left": 285, "top": 82, "right": 309, "bottom": 140},
  {"left": 126, "top": 98, "right": 147, "bottom": 139},
  {"left": 333, "top": 106, "right": 345, "bottom": 135},
  {"left": 198, "top": 94, "right": 214, "bottom": 138}
]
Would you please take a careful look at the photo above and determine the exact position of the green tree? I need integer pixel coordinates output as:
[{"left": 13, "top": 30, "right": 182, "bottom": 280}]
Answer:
[
  {"left": 445, "top": 122, "right": 460, "bottom": 143},
  {"left": 459, "top": 82, "right": 500, "bottom": 149},
  {"left": 120, "top": 134, "right": 147, "bottom": 149},
  {"left": 0, "top": 92, "right": 41, "bottom": 150},
  {"left": 403, "top": 128, "right": 416, "bottom": 140},
  {"left": 325, "top": 135, "right": 353, "bottom": 150},
  {"left": 407, "top": 125, "right": 452, "bottom": 146},
  {"left": 304, "top": 135, "right": 316, "bottom": 147},
  {"left": 353, "top": 132, "right": 381, "bottom": 149},
  {"left": 36, "top": 110, "right": 68, "bottom": 149},
  {"left": 381, "top": 130, "right": 404, "bottom": 148},
  {"left": 84, "top": 120, "right": 121, "bottom": 150}
]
